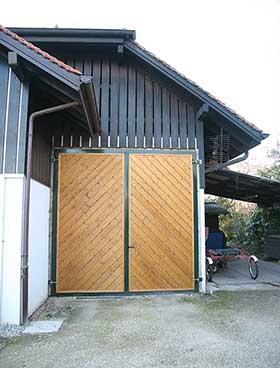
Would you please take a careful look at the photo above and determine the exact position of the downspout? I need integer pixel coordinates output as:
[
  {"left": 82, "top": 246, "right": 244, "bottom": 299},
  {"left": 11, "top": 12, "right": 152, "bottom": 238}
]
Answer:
[
  {"left": 22, "top": 101, "right": 79, "bottom": 324},
  {"left": 205, "top": 151, "right": 249, "bottom": 174},
  {"left": 196, "top": 103, "right": 249, "bottom": 175},
  {"left": 79, "top": 77, "right": 100, "bottom": 136}
]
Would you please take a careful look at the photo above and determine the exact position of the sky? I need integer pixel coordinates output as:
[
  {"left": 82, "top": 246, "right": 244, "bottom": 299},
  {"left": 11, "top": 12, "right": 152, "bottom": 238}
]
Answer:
[{"left": 2, "top": 0, "right": 280, "bottom": 168}]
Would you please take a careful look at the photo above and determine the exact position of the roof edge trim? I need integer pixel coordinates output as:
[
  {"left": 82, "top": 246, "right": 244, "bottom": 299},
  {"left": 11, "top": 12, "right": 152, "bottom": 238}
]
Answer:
[
  {"left": 9, "top": 27, "right": 136, "bottom": 41},
  {"left": 124, "top": 40, "right": 266, "bottom": 143}
]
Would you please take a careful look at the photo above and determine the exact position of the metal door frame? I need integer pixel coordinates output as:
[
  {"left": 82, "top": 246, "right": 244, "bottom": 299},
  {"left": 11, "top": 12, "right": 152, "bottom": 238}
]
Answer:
[{"left": 51, "top": 148, "right": 199, "bottom": 296}]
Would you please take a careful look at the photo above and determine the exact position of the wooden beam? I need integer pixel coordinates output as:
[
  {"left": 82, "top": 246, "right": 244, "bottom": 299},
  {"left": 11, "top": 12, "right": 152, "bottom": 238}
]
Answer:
[
  {"left": 197, "top": 103, "right": 209, "bottom": 120},
  {"left": 8, "top": 52, "right": 26, "bottom": 81},
  {"left": 117, "top": 45, "right": 124, "bottom": 54}
]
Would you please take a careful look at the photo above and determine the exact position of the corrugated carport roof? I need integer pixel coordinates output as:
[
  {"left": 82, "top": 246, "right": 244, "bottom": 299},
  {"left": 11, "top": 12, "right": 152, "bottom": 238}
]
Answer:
[{"left": 206, "top": 169, "right": 280, "bottom": 207}]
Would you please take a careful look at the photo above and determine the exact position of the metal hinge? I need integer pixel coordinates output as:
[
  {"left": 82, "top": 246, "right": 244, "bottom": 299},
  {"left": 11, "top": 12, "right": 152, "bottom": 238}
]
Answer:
[
  {"left": 48, "top": 280, "right": 56, "bottom": 285},
  {"left": 194, "top": 277, "right": 203, "bottom": 282},
  {"left": 192, "top": 159, "right": 202, "bottom": 165},
  {"left": 50, "top": 157, "right": 58, "bottom": 163}
]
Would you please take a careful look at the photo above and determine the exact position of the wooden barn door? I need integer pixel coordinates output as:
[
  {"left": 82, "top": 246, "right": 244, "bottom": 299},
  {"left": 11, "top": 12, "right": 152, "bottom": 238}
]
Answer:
[
  {"left": 128, "top": 154, "right": 194, "bottom": 291},
  {"left": 56, "top": 153, "right": 124, "bottom": 293}
]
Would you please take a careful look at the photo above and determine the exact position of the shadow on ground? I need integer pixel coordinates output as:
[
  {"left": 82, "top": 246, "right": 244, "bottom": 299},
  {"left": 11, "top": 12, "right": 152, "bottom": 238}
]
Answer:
[{"left": 209, "top": 259, "right": 280, "bottom": 291}]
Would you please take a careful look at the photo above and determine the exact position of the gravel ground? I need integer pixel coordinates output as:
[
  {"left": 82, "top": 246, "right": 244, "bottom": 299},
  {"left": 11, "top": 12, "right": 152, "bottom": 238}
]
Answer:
[
  {"left": 0, "top": 290, "right": 280, "bottom": 368},
  {"left": 0, "top": 298, "right": 71, "bottom": 351},
  {"left": 0, "top": 323, "right": 24, "bottom": 339},
  {"left": 0, "top": 323, "right": 24, "bottom": 352}
]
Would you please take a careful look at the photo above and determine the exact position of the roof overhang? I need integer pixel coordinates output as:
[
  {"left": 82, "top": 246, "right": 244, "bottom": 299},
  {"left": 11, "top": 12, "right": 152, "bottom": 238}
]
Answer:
[
  {"left": 123, "top": 41, "right": 267, "bottom": 148},
  {"left": 9, "top": 27, "right": 136, "bottom": 44},
  {"left": 206, "top": 169, "right": 280, "bottom": 207},
  {"left": 0, "top": 27, "right": 100, "bottom": 135}
]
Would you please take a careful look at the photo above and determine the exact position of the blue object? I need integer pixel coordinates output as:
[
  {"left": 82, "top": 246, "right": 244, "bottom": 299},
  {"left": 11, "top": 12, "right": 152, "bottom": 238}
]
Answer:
[{"left": 206, "top": 231, "right": 225, "bottom": 249}]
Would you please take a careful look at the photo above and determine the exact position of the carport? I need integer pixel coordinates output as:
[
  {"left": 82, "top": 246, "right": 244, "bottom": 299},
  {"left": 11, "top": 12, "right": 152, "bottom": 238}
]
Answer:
[
  {"left": 206, "top": 168, "right": 280, "bottom": 207},
  {"left": 205, "top": 167, "right": 280, "bottom": 288}
]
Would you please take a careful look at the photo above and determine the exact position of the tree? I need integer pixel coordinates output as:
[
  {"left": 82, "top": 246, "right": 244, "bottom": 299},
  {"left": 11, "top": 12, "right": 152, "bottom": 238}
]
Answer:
[
  {"left": 212, "top": 148, "right": 280, "bottom": 257},
  {"left": 258, "top": 148, "right": 280, "bottom": 235},
  {"left": 258, "top": 149, "right": 280, "bottom": 181},
  {"left": 211, "top": 197, "right": 252, "bottom": 246}
]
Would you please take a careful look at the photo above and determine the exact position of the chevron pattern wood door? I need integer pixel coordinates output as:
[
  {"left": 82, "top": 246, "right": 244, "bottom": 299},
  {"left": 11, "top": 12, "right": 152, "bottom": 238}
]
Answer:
[
  {"left": 56, "top": 153, "right": 124, "bottom": 293},
  {"left": 129, "top": 154, "right": 194, "bottom": 291}
]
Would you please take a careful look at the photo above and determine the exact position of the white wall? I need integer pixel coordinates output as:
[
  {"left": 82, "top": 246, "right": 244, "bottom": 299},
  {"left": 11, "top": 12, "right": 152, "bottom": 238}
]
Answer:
[
  {"left": 28, "top": 179, "right": 50, "bottom": 317},
  {"left": 0, "top": 176, "right": 50, "bottom": 324},
  {"left": 0, "top": 174, "right": 25, "bottom": 325},
  {"left": 198, "top": 188, "right": 206, "bottom": 293}
]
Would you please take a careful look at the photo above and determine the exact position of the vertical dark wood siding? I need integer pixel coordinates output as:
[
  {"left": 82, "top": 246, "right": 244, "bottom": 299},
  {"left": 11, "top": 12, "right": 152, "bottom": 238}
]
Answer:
[
  {"left": 31, "top": 53, "right": 205, "bottom": 188},
  {"left": 0, "top": 56, "right": 9, "bottom": 172},
  {"left": 0, "top": 55, "right": 29, "bottom": 174},
  {"left": 118, "top": 63, "right": 127, "bottom": 147},
  {"left": 31, "top": 123, "right": 52, "bottom": 186},
  {"left": 136, "top": 70, "right": 145, "bottom": 147},
  {"left": 0, "top": 52, "right": 205, "bottom": 188},
  {"left": 127, "top": 65, "right": 136, "bottom": 147},
  {"left": 153, "top": 82, "right": 161, "bottom": 148},
  {"left": 49, "top": 56, "right": 195, "bottom": 150},
  {"left": 196, "top": 118, "right": 205, "bottom": 188},
  {"left": 100, "top": 59, "right": 110, "bottom": 146}
]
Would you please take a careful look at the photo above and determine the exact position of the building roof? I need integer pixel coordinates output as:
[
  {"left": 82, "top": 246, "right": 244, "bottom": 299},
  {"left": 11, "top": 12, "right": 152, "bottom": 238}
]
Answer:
[
  {"left": 10, "top": 27, "right": 136, "bottom": 42},
  {"left": 8, "top": 27, "right": 268, "bottom": 146},
  {"left": 11, "top": 27, "right": 266, "bottom": 143},
  {"left": 130, "top": 41, "right": 263, "bottom": 136},
  {"left": 0, "top": 26, "right": 99, "bottom": 135},
  {"left": 125, "top": 40, "right": 267, "bottom": 142},
  {"left": 0, "top": 25, "right": 81, "bottom": 76}
]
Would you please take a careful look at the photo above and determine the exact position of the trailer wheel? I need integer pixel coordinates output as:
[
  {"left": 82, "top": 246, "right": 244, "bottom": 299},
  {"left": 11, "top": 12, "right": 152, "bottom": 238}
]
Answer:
[
  {"left": 206, "top": 259, "right": 213, "bottom": 282},
  {"left": 248, "top": 257, "right": 259, "bottom": 280},
  {"left": 211, "top": 264, "right": 217, "bottom": 273}
]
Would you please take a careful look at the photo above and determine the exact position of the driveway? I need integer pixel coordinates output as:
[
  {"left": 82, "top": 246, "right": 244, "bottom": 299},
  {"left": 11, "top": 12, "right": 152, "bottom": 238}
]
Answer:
[
  {"left": 1, "top": 290, "right": 280, "bottom": 368},
  {"left": 210, "top": 259, "right": 280, "bottom": 291}
]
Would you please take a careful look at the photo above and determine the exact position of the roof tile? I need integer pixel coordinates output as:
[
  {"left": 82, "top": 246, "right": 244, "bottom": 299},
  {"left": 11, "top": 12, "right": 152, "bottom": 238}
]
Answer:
[{"left": 0, "top": 25, "right": 82, "bottom": 75}]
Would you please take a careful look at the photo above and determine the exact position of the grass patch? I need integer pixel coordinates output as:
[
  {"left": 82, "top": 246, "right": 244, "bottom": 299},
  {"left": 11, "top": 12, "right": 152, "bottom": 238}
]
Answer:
[{"left": 180, "top": 292, "right": 235, "bottom": 311}]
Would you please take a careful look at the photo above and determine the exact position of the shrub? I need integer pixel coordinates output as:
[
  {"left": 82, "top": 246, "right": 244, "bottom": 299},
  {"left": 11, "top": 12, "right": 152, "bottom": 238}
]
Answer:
[{"left": 212, "top": 198, "right": 265, "bottom": 257}]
